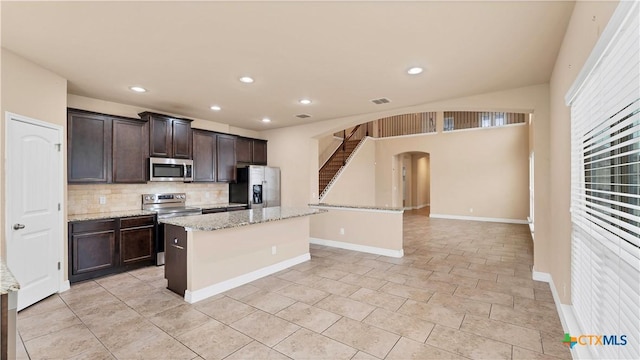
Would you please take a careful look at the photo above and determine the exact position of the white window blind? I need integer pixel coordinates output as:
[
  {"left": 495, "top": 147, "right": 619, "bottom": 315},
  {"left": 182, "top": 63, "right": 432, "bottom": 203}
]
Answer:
[{"left": 568, "top": 2, "right": 640, "bottom": 359}]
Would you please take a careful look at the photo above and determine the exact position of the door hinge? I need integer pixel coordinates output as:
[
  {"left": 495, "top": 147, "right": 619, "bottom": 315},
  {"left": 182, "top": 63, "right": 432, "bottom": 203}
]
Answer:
[
  {"left": 55, "top": 143, "right": 61, "bottom": 152},
  {"left": 58, "top": 203, "right": 61, "bottom": 211},
  {"left": 57, "top": 262, "right": 61, "bottom": 270}
]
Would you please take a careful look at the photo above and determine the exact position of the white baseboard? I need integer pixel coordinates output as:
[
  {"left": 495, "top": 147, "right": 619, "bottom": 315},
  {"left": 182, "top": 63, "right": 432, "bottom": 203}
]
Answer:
[
  {"left": 429, "top": 213, "right": 529, "bottom": 224},
  {"left": 59, "top": 280, "right": 70, "bottom": 293},
  {"left": 184, "top": 253, "right": 311, "bottom": 304},
  {"left": 310, "top": 237, "right": 404, "bottom": 258},
  {"left": 532, "top": 269, "right": 590, "bottom": 359},
  {"left": 404, "top": 203, "right": 430, "bottom": 210}
]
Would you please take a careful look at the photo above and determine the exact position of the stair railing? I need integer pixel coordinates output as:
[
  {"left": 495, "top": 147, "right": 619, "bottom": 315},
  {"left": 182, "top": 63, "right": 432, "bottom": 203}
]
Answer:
[{"left": 319, "top": 124, "right": 363, "bottom": 175}]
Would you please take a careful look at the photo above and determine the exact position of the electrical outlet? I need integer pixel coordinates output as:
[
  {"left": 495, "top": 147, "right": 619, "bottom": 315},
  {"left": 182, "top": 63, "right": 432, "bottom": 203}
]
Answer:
[
  {"left": 99, "top": 196, "right": 106, "bottom": 205},
  {"left": 271, "top": 246, "right": 277, "bottom": 255},
  {"left": 205, "top": 192, "right": 210, "bottom": 198},
  {"left": 340, "top": 228, "right": 345, "bottom": 235}
]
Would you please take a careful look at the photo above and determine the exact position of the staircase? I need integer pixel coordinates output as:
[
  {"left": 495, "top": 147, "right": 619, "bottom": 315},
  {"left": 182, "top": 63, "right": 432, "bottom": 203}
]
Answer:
[{"left": 319, "top": 124, "right": 368, "bottom": 198}]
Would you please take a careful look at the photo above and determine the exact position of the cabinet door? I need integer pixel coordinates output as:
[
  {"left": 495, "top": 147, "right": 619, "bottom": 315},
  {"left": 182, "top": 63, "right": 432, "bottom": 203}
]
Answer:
[
  {"left": 71, "top": 230, "right": 117, "bottom": 275},
  {"left": 235, "top": 137, "right": 252, "bottom": 163},
  {"left": 112, "top": 119, "right": 149, "bottom": 183},
  {"left": 252, "top": 140, "right": 268, "bottom": 165},
  {"left": 172, "top": 119, "right": 192, "bottom": 159},
  {"left": 149, "top": 115, "right": 172, "bottom": 158},
  {"left": 192, "top": 130, "right": 217, "bottom": 182},
  {"left": 120, "top": 226, "right": 154, "bottom": 265},
  {"left": 216, "top": 134, "right": 237, "bottom": 183},
  {"left": 68, "top": 110, "right": 112, "bottom": 183}
]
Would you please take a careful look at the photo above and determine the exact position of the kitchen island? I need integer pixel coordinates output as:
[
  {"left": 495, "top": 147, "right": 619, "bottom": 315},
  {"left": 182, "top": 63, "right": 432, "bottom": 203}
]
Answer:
[{"left": 160, "top": 207, "right": 323, "bottom": 303}]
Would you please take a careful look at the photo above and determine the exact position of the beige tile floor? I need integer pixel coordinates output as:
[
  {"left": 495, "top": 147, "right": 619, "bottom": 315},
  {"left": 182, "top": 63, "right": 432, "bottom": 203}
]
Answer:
[{"left": 16, "top": 210, "right": 571, "bottom": 359}]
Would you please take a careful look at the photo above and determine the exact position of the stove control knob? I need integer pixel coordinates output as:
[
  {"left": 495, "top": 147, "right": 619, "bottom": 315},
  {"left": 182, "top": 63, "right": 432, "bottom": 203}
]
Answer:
[{"left": 144, "top": 196, "right": 150, "bottom": 201}]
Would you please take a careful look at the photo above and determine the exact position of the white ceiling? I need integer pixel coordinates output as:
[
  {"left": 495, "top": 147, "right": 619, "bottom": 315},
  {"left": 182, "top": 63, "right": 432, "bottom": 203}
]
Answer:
[{"left": 2, "top": 1, "right": 574, "bottom": 130}]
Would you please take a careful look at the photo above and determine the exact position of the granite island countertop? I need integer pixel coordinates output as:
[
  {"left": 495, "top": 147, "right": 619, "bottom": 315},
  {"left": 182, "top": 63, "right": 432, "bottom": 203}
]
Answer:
[
  {"left": 160, "top": 206, "right": 325, "bottom": 231},
  {"left": 1, "top": 258, "right": 20, "bottom": 294},
  {"left": 68, "top": 209, "right": 157, "bottom": 222},
  {"left": 309, "top": 203, "right": 405, "bottom": 212}
]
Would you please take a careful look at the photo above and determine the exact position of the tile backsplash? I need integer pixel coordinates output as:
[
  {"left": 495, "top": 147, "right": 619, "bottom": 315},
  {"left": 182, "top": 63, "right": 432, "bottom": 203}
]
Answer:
[{"left": 68, "top": 183, "right": 229, "bottom": 215}]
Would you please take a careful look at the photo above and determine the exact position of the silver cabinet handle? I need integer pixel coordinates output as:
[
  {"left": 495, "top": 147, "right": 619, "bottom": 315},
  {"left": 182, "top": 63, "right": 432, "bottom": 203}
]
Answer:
[{"left": 13, "top": 224, "right": 25, "bottom": 230}]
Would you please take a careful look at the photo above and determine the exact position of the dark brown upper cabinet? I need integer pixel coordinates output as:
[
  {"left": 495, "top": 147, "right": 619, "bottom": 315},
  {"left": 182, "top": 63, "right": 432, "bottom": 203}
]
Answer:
[
  {"left": 235, "top": 137, "right": 252, "bottom": 163},
  {"left": 235, "top": 137, "right": 268, "bottom": 165},
  {"left": 192, "top": 130, "right": 236, "bottom": 183},
  {"left": 112, "top": 118, "right": 149, "bottom": 183},
  {"left": 68, "top": 109, "right": 112, "bottom": 183},
  {"left": 252, "top": 139, "right": 268, "bottom": 165},
  {"left": 216, "top": 134, "right": 237, "bottom": 183},
  {"left": 140, "top": 112, "right": 192, "bottom": 159},
  {"left": 68, "top": 109, "right": 149, "bottom": 184},
  {"left": 192, "top": 129, "right": 217, "bottom": 182}
]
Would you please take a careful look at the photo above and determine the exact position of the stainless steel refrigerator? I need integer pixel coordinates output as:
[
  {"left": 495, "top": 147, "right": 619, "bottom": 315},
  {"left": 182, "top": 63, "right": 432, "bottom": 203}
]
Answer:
[{"left": 230, "top": 166, "right": 281, "bottom": 208}]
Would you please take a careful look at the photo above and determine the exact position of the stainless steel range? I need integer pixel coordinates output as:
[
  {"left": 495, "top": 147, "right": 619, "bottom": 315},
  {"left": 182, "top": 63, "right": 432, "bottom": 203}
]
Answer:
[{"left": 142, "top": 193, "right": 202, "bottom": 265}]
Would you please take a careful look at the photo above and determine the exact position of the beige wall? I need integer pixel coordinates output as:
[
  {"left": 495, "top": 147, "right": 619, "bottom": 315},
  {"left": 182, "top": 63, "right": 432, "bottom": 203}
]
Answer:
[
  {"left": 67, "top": 94, "right": 262, "bottom": 139},
  {"left": 1, "top": 49, "right": 67, "bottom": 262},
  {"left": 262, "top": 126, "right": 320, "bottom": 205},
  {"left": 321, "top": 138, "right": 376, "bottom": 206},
  {"left": 68, "top": 183, "right": 228, "bottom": 215},
  {"left": 401, "top": 154, "right": 412, "bottom": 208},
  {"left": 545, "top": 1, "right": 618, "bottom": 303},
  {"left": 375, "top": 125, "right": 529, "bottom": 220},
  {"left": 310, "top": 209, "right": 403, "bottom": 253},
  {"left": 412, "top": 154, "right": 430, "bottom": 208},
  {"left": 318, "top": 133, "right": 342, "bottom": 168}
]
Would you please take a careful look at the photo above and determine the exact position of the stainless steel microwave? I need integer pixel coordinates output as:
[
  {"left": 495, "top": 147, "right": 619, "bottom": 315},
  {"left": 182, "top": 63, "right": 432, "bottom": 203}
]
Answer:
[{"left": 149, "top": 157, "right": 194, "bottom": 182}]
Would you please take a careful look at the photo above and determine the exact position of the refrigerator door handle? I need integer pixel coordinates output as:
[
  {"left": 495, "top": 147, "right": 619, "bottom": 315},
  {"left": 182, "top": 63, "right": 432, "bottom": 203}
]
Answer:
[{"left": 263, "top": 180, "right": 267, "bottom": 207}]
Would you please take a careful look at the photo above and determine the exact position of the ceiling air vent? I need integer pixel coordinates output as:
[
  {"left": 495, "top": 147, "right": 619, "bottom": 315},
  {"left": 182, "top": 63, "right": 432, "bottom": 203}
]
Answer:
[
  {"left": 370, "top": 97, "right": 391, "bottom": 105},
  {"left": 295, "top": 114, "right": 312, "bottom": 119}
]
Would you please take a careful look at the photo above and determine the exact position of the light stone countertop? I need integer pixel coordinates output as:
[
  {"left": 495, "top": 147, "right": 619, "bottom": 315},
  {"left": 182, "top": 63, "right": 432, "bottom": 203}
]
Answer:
[
  {"left": 310, "top": 203, "right": 405, "bottom": 212},
  {"left": 68, "top": 209, "right": 157, "bottom": 222},
  {"left": 1, "top": 258, "right": 20, "bottom": 294},
  {"left": 160, "top": 206, "right": 325, "bottom": 231}
]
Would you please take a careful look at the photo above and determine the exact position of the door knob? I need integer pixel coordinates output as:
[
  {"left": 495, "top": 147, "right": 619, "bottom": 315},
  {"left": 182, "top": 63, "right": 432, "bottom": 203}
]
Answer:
[{"left": 13, "top": 224, "right": 25, "bottom": 230}]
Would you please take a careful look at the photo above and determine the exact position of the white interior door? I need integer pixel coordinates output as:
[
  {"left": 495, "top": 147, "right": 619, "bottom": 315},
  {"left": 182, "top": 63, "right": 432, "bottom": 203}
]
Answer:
[{"left": 6, "top": 113, "right": 62, "bottom": 311}]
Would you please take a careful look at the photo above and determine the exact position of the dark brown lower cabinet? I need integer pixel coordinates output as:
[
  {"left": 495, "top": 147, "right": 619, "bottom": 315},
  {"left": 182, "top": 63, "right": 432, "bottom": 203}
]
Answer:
[
  {"left": 69, "top": 215, "right": 156, "bottom": 283},
  {"left": 120, "top": 216, "right": 155, "bottom": 265},
  {"left": 164, "top": 224, "right": 187, "bottom": 296}
]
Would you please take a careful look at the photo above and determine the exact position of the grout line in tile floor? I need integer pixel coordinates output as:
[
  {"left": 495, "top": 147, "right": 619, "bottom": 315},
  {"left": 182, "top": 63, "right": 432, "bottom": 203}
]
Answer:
[{"left": 16, "top": 210, "right": 571, "bottom": 360}]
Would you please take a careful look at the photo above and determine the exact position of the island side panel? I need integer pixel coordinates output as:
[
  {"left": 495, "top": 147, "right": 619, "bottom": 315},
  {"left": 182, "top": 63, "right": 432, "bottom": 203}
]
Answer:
[
  {"left": 164, "top": 224, "right": 191, "bottom": 297},
  {"left": 188, "top": 216, "right": 310, "bottom": 295}
]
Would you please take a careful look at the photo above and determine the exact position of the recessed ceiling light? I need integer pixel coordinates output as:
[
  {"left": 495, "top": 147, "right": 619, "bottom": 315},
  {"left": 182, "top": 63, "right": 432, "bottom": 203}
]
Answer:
[
  {"left": 407, "top": 67, "right": 423, "bottom": 75},
  {"left": 210, "top": 105, "right": 221, "bottom": 111},
  {"left": 129, "top": 86, "right": 147, "bottom": 93},
  {"left": 239, "top": 76, "right": 254, "bottom": 83},
  {"left": 299, "top": 98, "right": 312, "bottom": 105},
  {"left": 261, "top": 117, "right": 271, "bottom": 123}
]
